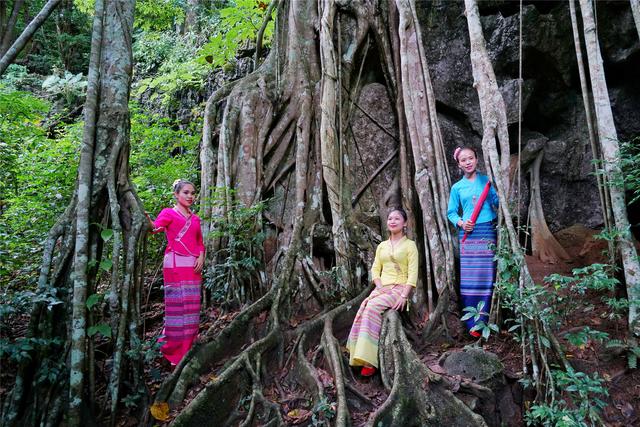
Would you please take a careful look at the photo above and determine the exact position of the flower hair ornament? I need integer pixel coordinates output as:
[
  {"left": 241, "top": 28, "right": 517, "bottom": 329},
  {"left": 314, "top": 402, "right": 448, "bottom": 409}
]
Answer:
[{"left": 453, "top": 147, "right": 462, "bottom": 162}]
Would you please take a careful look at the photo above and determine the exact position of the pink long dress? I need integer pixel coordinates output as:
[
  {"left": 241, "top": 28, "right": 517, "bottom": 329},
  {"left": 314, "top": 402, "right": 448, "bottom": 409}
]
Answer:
[{"left": 153, "top": 207, "right": 205, "bottom": 365}]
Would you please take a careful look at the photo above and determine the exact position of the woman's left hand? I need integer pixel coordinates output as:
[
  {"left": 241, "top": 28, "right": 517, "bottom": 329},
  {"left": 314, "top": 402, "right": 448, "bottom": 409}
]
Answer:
[
  {"left": 194, "top": 254, "right": 205, "bottom": 273},
  {"left": 391, "top": 294, "right": 408, "bottom": 311}
]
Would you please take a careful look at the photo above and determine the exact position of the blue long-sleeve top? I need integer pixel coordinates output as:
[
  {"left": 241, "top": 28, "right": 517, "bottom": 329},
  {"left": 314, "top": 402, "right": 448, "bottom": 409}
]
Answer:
[{"left": 447, "top": 173, "right": 499, "bottom": 227}]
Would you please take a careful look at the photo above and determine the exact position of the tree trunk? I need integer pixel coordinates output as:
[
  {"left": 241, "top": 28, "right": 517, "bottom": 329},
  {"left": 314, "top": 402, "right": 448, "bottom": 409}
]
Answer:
[
  {"left": 319, "top": 0, "right": 356, "bottom": 291},
  {"left": 2, "top": 1, "right": 142, "bottom": 426},
  {"left": 0, "top": 0, "right": 24, "bottom": 56},
  {"left": 579, "top": 0, "right": 640, "bottom": 337},
  {"left": 395, "top": 0, "right": 456, "bottom": 330},
  {"left": 0, "top": 1, "right": 7, "bottom": 44},
  {"left": 0, "top": 0, "right": 63, "bottom": 76},
  {"left": 631, "top": 0, "right": 640, "bottom": 41},
  {"left": 568, "top": 0, "right": 614, "bottom": 250}
]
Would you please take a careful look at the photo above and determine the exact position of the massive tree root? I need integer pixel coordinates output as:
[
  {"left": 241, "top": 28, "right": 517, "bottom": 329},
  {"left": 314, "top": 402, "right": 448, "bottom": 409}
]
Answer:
[{"left": 371, "top": 311, "right": 486, "bottom": 426}]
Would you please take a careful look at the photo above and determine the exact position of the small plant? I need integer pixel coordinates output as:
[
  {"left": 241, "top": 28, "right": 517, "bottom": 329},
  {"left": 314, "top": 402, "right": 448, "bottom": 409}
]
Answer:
[
  {"left": 311, "top": 396, "right": 336, "bottom": 426},
  {"left": 462, "top": 301, "right": 499, "bottom": 339},
  {"left": 41, "top": 70, "right": 88, "bottom": 107},
  {"left": 606, "top": 339, "right": 640, "bottom": 369},
  {"left": 525, "top": 369, "right": 608, "bottom": 426},
  {"left": 564, "top": 326, "right": 609, "bottom": 348},
  {"left": 204, "top": 190, "right": 267, "bottom": 305}
]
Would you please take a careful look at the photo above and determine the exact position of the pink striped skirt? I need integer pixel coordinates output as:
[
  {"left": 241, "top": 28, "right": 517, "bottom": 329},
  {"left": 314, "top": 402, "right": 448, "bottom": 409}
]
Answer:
[
  {"left": 346, "top": 285, "right": 404, "bottom": 368},
  {"left": 159, "top": 252, "right": 201, "bottom": 365}
]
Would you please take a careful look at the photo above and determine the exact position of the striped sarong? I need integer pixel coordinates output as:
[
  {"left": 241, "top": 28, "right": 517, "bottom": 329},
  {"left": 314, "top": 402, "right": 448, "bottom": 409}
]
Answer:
[
  {"left": 459, "top": 221, "right": 497, "bottom": 331},
  {"left": 159, "top": 252, "right": 201, "bottom": 365},
  {"left": 347, "top": 285, "right": 404, "bottom": 368}
]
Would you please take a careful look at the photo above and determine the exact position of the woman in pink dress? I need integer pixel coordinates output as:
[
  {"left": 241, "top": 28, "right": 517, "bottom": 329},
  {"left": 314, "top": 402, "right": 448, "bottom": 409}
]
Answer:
[{"left": 147, "top": 179, "right": 205, "bottom": 365}]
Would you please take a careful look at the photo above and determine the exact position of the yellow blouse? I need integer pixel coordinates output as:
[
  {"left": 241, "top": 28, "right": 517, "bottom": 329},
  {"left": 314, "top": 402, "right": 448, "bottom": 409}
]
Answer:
[{"left": 371, "top": 236, "right": 419, "bottom": 287}]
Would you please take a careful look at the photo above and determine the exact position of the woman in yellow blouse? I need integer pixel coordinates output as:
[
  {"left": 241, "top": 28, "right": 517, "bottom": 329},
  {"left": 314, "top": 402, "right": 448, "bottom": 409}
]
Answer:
[{"left": 346, "top": 207, "right": 419, "bottom": 376}]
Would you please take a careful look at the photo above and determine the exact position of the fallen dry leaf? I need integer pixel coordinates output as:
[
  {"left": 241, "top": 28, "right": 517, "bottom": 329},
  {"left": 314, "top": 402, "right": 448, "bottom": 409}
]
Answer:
[
  {"left": 286, "top": 408, "right": 312, "bottom": 424},
  {"left": 150, "top": 401, "right": 170, "bottom": 422}
]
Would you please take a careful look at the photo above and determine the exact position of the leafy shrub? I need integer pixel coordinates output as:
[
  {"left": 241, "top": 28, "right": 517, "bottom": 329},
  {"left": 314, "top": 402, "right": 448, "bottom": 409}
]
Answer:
[
  {"left": 198, "top": 0, "right": 275, "bottom": 69},
  {"left": 525, "top": 369, "right": 608, "bottom": 426},
  {"left": 0, "top": 65, "right": 43, "bottom": 90},
  {"left": 134, "top": 33, "right": 209, "bottom": 107},
  {"left": 205, "top": 191, "right": 267, "bottom": 305},
  {"left": 42, "top": 69, "right": 88, "bottom": 107},
  {"left": 133, "top": 31, "right": 178, "bottom": 77}
]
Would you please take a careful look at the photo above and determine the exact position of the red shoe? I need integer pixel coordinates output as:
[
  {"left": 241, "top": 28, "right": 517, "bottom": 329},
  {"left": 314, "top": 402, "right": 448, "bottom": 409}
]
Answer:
[
  {"left": 361, "top": 366, "right": 377, "bottom": 377},
  {"left": 469, "top": 330, "right": 481, "bottom": 338}
]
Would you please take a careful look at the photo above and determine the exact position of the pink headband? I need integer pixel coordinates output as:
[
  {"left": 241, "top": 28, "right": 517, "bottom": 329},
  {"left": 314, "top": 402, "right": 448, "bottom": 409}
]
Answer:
[{"left": 453, "top": 147, "right": 462, "bottom": 161}]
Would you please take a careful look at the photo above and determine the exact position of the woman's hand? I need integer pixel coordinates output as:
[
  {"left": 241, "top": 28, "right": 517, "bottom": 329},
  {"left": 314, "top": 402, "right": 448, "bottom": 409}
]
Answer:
[
  {"left": 391, "top": 294, "right": 407, "bottom": 311},
  {"left": 145, "top": 212, "right": 156, "bottom": 232},
  {"left": 391, "top": 285, "right": 412, "bottom": 311},
  {"left": 461, "top": 219, "right": 475, "bottom": 233},
  {"left": 194, "top": 253, "right": 205, "bottom": 273}
]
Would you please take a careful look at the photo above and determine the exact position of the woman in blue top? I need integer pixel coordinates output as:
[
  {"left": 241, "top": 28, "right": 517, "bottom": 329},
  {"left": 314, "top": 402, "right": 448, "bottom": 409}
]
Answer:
[{"left": 447, "top": 146, "right": 499, "bottom": 337}]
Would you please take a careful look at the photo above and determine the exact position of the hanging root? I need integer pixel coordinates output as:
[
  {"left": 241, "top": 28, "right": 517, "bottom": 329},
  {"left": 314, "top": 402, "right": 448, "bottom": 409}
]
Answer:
[
  {"left": 369, "top": 311, "right": 487, "bottom": 427},
  {"left": 320, "top": 312, "right": 350, "bottom": 427}
]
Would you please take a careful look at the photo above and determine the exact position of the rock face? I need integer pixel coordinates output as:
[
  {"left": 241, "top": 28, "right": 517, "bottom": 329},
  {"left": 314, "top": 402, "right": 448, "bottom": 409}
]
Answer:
[
  {"left": 440, "top": 347, "right": 522, "bottom": 427},
  {"left": 417, "top": 1, "right": 640, "bottom": 231},
  {"left": 147, "top": 2, "right": 640, "bottom": 233}
]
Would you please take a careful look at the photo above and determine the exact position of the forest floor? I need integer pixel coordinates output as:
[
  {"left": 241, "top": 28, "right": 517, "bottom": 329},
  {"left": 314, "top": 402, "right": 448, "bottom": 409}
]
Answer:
[
  {"left": 130, "top": 224, "right": 639, "bottom": 426},
  {"left": 2, "top": 225, "right": 639, "bottom": 426}
]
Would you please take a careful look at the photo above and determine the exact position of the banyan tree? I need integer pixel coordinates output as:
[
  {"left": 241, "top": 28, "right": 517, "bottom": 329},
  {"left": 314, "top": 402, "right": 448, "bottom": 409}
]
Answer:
[{"left": 2, "top": 0, "right": 639, "bottom": 426}]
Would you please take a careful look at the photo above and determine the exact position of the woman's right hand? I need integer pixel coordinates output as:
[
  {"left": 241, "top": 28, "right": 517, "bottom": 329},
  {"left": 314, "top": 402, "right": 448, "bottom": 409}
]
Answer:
[
  {"left": 145, "top": 212, "right": 157, "bottom": 232},
  {"left": 461, "top": 220, "right": 475, "bottom": 233}
]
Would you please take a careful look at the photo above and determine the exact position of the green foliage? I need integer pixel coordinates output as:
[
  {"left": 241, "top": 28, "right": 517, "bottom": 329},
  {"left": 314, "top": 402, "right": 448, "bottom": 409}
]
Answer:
[
  {"left": 41, "top": 69, "right": 88, "bottom": 107},
  {"left": 525, "top": 369, "right": 608, "bottom": 426},
  {"left": 0, "top": 65, "right": 43, "bottom": 90},
  {"left": 564, "top": 327, "right": 609, "bottom": 348},
  {"left": 311, "top": 396, "right": 336, "bottom": 426},
  {"left": 135, "top": 0, "right": 185, "bottom": 31},
  {"left": 0, "top": 117, "right": 80, "bottom": 285},
  {"left": 545, "top": 263, "right": 619, "bottom": 295},
  {"left": 205, "top": 191, "right": 266, "bottom": 304},
  {"left": 28, "top": 2, "right": 92, "bottom": 74},
  {"left": 461, "top": 301, "right": 499, "bottom": 340},
  {"left": 134, "top": 33, "right": 209, "bottom": 107},
  {"left": 75, "top": 0, "right": 185, "bottom": 31},
  {"left": 87, "top": 323, "right": 112, "bottom": 338},
  {"left": 129, "top": 103, "right": 201, "bottom": 213},
  {"left": 0, "top": 86, "right": 49, "bottom": 203},
  {"left": 606, "top": 339, "right": 640, "bottom": 369},
  {"left": 491, "top": 227, "right": 618, "bottom": 425},
  {"left": 133, "top": 31, "right": 178, "bottom": 77},
  {"left": 609, "top": 138, "right": 640, "bottom": 205},
  {"left": 198, "top": 0, "right": 275, "bottom": 68}
]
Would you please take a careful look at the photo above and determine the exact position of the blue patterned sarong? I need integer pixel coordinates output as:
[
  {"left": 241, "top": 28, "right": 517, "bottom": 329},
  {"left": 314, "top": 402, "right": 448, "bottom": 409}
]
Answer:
[{"left": 459, "top": 221, "right": 497, "bottom": 330}]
